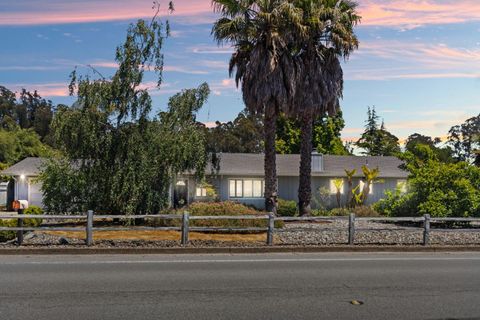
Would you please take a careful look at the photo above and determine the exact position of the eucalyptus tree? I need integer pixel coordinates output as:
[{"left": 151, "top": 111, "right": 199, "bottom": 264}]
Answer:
[
  {"left": 290, "top": 0, "right": 360, "bottom": 215},
  {"left": 211, "top": 0, "right": 302, "bottom": 212}
]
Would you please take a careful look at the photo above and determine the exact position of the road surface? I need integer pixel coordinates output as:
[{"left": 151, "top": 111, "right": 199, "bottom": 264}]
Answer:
[{"left": 0, "top": 252, "right": 479, "bottom": 320}]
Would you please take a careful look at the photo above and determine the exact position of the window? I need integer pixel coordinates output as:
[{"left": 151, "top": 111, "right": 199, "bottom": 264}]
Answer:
[
  {"left": 397, "top": 179, "right": 408, "bottom": 193},
  {"left": 229, "top": 179, "right": 264, "bottom": 198},
  {"left": 329, "top": 179, "right": 344, "bottom": 194},
  {"left": 359, "top": 180, "right": 373, "bottom": 194},
  {"left": 196, "top": 187, "right": 207, "bottom": 198}
]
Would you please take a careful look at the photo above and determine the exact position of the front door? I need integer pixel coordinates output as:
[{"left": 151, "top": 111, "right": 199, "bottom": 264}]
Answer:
[{"left": 173, "top": 180, "right": 188, "bottom": 208}]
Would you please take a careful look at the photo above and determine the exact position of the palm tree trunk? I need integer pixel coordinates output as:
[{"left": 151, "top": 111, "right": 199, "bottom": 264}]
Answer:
[
  {"left": 264, "top": 105, "right": 278, "bottom": 214},
  {"left": 298, "top": 112, "right": 313, "bottom": 216}
]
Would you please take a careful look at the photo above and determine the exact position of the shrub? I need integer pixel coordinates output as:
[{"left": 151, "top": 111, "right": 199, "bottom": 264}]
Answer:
[
  {"left": 0, "top": 206, "right": 44, "bottom": 242},
  {"left": 328, "top": 207, "right": 350, "bottom": 217},
  {"left": 352, "top": 205, "right": 381, "bottom": 217},
  {"left": 276, "top": 199, "right": 298, "bottom": 217},
  {"left": 23, "top": 205, "right": 43, "bottom": 227},
  {"left": 149, "top": 201, "right": 283, "bottom": 229}
]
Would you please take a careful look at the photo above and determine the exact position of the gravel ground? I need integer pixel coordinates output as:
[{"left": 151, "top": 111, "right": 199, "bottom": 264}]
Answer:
[
  {"left": 1, "top": 220, "right": 480, "bottom": 247},
  {"left": 276, "top": 220, "right": 480, "bottom": 246}
]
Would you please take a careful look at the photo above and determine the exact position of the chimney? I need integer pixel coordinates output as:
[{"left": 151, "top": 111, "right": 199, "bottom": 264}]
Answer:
[{"left": 311, "top": 149, "right": 324, "bottom": 172}]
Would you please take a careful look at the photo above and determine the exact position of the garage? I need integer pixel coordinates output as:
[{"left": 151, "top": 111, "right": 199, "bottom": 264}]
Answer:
[{"left": 28, "top": 181, "right": 43, "bottom": 208}]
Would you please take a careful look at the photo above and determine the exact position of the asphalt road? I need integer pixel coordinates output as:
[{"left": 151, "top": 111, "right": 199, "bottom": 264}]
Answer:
[{"left": 0, "top": 252, "right": 479, "bottom": 320}]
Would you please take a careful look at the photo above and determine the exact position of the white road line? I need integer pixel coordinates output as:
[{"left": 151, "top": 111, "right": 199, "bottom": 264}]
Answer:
[{"left": 1, "top": 257, "right": 480, "bottom": 265}]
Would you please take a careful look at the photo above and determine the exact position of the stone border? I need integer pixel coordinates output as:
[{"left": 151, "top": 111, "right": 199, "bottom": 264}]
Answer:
[{"left": 0, "top": 245, "right": 480, "bottom": 255}]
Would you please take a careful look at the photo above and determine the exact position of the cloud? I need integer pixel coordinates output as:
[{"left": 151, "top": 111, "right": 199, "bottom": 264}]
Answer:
[
  {"left": 6, "top": 83, "right": 70, "bottom": 97},
  {"left": 360, "top": 0, "right": 480, "bottom": 29},
  {"left": 345, "top": 41, "right": 480, "bottom": 80},
  {"left": 0, "top": 0, "right": 212, "bottom": 26},
  {"left": 2, "top": 0, "right": 480, "bottom": 28}
]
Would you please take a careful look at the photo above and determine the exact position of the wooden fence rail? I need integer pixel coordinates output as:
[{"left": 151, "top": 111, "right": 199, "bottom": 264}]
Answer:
[{"left": 1, "top": 212, "right": 479, "bottom": 246}]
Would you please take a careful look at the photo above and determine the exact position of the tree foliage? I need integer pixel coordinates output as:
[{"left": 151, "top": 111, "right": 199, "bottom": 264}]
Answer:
[
  {"left": 356, "top": 106, "right": 400, "bottom": 156},
  {"left": 405, "top": 133, "right": 454, "bottom": 163},
  {"left": 276, "top": 111, "right": 350, "bottom": 155},
  {"left": 0, "top": 86, "right": 55, "bottom": 141},
  {"left": 375, "top": 145, "right": 480, "bottom": 217},
  {"left": 40, "top": 10, "right": 210, "bottom": 214},
  {"left": 448, "top": 114, "right": 480, "bottom": 165},
  {"left": 206, "top": 109, "right": 264, "bottom": 154},
  {"left": 0, "top": 128, "right": 52, "bottom": 166}
]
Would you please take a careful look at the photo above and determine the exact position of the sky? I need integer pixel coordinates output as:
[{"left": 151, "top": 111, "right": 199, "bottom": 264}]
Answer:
[{"left": 0, "top": 0, "right": 479, "bottom": 142}]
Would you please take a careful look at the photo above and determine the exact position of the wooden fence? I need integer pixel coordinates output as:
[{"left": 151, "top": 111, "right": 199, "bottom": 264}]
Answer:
[{"left": 1, "top": 211, "right": 479, "bottom": 246}]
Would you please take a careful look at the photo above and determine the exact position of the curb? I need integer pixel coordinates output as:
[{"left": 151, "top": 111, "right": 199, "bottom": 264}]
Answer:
[{"left": 0, "top": 246, "right": 479, "bottom": 255}]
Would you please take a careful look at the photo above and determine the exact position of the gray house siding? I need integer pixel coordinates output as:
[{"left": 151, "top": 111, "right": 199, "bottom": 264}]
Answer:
[
  {"left": 191, "top": 175, "right": 404, "bottom": 210},
  {"left": 2, "top": 155, "right": 408, "bottom": 212}
]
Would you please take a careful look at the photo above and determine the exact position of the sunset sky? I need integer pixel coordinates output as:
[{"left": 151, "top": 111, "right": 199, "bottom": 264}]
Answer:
[{"left": 1, "top": 0, "right": 479, "bottom": 141}]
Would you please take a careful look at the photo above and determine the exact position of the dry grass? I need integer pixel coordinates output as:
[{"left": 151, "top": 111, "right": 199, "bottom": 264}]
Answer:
[{"left": 41, "top": 230, "right": 266, "bottom": 242}]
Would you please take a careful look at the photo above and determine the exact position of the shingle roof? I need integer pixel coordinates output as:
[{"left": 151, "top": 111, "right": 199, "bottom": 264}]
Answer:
[
  {"left": 0, "top": 157, "right": 46, "bottom": 176},
  {"left": 209, "top": 153, "right": 408, "bottom": 178},
  {"left": 1, "top": 154, "right": 408, "bottom": 179}
]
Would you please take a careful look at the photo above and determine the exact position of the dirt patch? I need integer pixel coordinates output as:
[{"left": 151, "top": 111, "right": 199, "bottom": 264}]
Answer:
[{"left": 41, "top": 230, "right": 267, "bottom": 242}]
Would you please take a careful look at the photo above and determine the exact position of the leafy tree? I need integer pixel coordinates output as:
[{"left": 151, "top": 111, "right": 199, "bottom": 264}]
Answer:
[
  {"left": 212, "top": 0, "right": 301, "bottom": 213},
  {"left": 276, "top": 111, "right": 350, "bottom": 155},
  {"left": 41, "top": 6, "right": 209, "bottom": 214},
  {"left": 405, "top": 133, "right": 454, "bottom": 163},
  {"left": 289, "top": 0, "right": 360, "bottom": 216},
  {"left": 448, "top": 114, "right": 480, "bottom": 165},
  {"left": 356, "top": 107, "right": 400, "bottom": 156},
  {"left": 0, "top": 128, "right": 52, "bottom": 165},
  {"left": 375, "top": 145, "right": 480, "bottom": 217},
  {"left": 0, "top": 86, "right": 54, "bottom": 141},
  {"left": 206, "top": 109, "right": 263, "bottom": 154}
]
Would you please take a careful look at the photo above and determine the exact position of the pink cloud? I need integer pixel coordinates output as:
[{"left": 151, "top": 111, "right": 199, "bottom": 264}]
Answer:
[
  {"left": 360, "top": 0, "right": 480, "bottom": 28},
  {"left": 7, "top": 83, "right": 70, "bottom": 97},
  {"left": 2, "top": 0, "right": 480, "bottom": 28},
  {"left": 345, "top": 41, "right": 480, "bottom": 80},
  {"left": 0, "top": 0, "right": 212, "bottom": 26}
]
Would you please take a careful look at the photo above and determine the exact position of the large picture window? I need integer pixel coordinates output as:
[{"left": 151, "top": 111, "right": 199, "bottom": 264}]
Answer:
[{"left": 229, "top": 179, "right": 264, "bottom": 198}]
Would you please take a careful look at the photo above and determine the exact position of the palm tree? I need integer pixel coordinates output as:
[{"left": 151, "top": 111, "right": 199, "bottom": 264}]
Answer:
[
  {"left": 289, "top": 0, "right": 361, "bottom": 215},
  {"left": 211, "top": 0, "right": 302, "bottom": 212}
]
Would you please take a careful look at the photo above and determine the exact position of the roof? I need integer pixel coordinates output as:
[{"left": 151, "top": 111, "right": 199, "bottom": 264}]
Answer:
[
  {"left": 1, "top": 154, "right": 409, "bottom": 179},
  {"left": 209, "top": 153, "right": 408, "bottom": 178},
  {"left": 0, "top": 157, "right": 46, "bottom": 176}
]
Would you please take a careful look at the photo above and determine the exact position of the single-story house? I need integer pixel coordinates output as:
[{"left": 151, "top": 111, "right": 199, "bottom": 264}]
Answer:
[{"left": 1, "top": 153, "right": 408, "bottom": 210}]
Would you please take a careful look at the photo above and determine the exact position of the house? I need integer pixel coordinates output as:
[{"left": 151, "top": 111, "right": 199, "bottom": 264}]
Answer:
[
  {"left": 1, "top": 157, "right": 44, "bottom": 208},
  {"left": 1, "top": 153, "right": 408, "bottom": 210},
  {"left": 176, "top": 152, "right": 408, "bottom": 209}
]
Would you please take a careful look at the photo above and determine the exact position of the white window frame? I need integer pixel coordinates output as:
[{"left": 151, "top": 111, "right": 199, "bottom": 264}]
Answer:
[
  {"left": 195, "top": 186, "right": 207, "bottom": 198},
  {"left": 329, "top": 179, "right": 345, "bottom": 195},
  {"left": 359, "top": 180, "right": 373, "bottom": 195},
  {"left": 229, "top": 178, "right": 264, "bottom": 199}
]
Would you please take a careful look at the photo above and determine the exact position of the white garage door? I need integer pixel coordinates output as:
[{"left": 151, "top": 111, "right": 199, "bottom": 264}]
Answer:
[{"left": 29, "top": 182, "right": 44, "bottom": 208}]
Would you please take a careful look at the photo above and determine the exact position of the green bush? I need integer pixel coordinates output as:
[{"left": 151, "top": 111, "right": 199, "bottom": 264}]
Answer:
[
  {"left": 276, "top": 199, "right": 298, "bottom": 217},
  {"left": 149, "top": 201, "right": 284, "bottom": 229},
  {"left": 23, "top": 205, "right": 43, "bottom": 227},
  {"left": 374, "top": 157, "right": 480, "bottom": 217},
  {"left": 0, "top": 206, "right": 44, "bottom": 242}
]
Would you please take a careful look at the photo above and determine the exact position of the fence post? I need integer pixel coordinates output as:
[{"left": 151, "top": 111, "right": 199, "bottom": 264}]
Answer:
[
  {"left": 181, "top": 211, "right": 189, "bottom": 245},
  {"left": 267, "top": 212, "right": 275, "bottom": 246},
  {"left": 423, "top": 214, "right": 430, "bottom": 246},
  {"left": 17, "top": 208, "right": 24, "bottom": 246},
  {"left": 348, "top": 213, "right": 355, "bottom": 245},
  {"left": 86, "top": 210, "right": 93, "bottom": 246}
]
